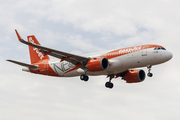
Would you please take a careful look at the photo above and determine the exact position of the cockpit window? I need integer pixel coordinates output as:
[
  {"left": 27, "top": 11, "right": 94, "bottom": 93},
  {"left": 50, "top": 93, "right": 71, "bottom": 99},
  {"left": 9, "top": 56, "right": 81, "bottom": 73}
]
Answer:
[
  {"left": 161, "top": 48, "right": 166, "bottom": 50},
  {"left": 154, "top": 47, "right": 166, "bottom": 50}
]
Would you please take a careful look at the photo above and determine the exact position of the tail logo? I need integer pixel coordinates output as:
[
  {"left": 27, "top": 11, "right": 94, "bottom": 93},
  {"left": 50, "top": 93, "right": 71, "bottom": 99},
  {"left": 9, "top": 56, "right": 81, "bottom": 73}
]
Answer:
[{"left": 29, "top": 37, "right": 44, "bottom": 60}]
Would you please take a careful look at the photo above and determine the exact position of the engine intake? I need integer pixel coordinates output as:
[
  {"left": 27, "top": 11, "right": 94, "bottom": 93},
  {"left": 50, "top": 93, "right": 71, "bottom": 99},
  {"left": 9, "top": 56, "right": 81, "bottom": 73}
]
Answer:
[
  {"left": 124, "top": 69, "right": 146, "bottom": 83},
  {"left": 87, "top": 57, "right": 109, "bottom": 72}
]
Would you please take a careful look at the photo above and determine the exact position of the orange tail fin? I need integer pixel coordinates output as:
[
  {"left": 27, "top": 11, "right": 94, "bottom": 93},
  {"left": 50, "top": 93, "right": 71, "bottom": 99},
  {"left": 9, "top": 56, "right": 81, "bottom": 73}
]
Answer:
[{"left": 27, "top": 35, "right": 49, "bottom": 64}]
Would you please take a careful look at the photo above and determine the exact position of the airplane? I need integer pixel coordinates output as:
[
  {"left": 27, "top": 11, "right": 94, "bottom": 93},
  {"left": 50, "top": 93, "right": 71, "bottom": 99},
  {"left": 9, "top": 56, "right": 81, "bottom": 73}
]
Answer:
[{"left": 7, "top": 29, "right": 173, "bottom": 89}]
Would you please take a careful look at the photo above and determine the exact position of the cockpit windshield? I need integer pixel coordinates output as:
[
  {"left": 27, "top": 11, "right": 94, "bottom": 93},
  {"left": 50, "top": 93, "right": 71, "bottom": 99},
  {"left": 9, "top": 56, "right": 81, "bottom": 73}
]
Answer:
[{"left": 154, "top": 47, "right": 166, "bottom": 50}]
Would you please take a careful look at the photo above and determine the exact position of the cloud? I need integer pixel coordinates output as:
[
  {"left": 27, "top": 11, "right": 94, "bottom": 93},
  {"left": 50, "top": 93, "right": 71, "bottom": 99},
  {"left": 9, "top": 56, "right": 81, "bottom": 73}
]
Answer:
[
  {"left": 0, "top": 0, "right": 180, "bottom": 120},
  {"left": 29, "top": 0, "right": 180, "bottom": 36},
  {"left": 65, "top": 34, "right": 105, "bottom": 53}
]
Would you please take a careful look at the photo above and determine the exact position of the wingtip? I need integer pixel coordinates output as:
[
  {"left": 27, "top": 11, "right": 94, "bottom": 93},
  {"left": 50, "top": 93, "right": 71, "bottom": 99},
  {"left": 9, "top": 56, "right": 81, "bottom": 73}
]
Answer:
[
  {"left": 15, "top": 29, "right": 22, "bottom": 41},
  {"left": 6, "top": 59, "right": 13, "bottom": 62}
]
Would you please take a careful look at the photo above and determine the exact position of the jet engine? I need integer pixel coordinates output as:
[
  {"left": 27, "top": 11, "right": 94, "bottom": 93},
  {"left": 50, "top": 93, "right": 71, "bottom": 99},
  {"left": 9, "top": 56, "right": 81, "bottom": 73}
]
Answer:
[
  {"left": 87, "top": 57, "right": 109, "bottom": 72},
  {"left": 124, "top": 69, "right": 146, "bottom": 83}
]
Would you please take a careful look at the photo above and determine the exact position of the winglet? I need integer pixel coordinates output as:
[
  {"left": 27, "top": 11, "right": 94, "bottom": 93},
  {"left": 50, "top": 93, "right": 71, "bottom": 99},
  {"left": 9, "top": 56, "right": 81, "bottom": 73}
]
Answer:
[{"left": 15, "top": 29, "right": 22, "bottom": 41}]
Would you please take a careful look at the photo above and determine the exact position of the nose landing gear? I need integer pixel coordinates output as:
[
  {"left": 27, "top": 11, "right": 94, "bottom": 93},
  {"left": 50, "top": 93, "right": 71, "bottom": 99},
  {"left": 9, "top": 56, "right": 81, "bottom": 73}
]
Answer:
[
  {"left": 105, "top": 75, "right": 114, "bottom": 89},
  {"left": 147, "top": 65, "right": 153, "bottom": 77}
]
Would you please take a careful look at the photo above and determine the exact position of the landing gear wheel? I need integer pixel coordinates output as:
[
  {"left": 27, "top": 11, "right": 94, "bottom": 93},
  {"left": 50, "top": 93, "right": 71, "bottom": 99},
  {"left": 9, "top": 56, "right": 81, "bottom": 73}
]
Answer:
[
  {"left": 84, "top": 75, "right": 89, "bottom": 81},
  {"left": 109, "top": 83, "right": 114, "bottom": 89},
  {"left": 80, "top": 74, "right": 85, "bottom": 80},
  {"left": 105, "top": 82, "right": 110, "bottom": 88},
  {"left": 80, "top": 74, "right": 89, "bottom": 81},
  {"left": 105, "top": 75, "right": 114, "bottom": 89},
  {"left": 147, "top": 65, "right": 153, "bottom": 77},
  {"left": 105, "top": 82, "right": 114, "bottom": 89},
  {"left": 147, "top": 73, "right": 153, "bottom": 77}
]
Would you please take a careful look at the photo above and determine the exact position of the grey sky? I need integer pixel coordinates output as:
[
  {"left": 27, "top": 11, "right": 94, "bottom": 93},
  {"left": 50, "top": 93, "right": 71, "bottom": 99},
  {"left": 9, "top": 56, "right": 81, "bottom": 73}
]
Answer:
[{"left": 0, "top": 0, "right": 180, "bottom": 120}]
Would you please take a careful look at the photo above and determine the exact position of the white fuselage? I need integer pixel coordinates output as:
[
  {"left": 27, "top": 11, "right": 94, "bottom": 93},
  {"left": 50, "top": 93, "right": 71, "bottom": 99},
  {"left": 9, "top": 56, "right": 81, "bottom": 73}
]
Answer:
[{"left": 48, "top": 47, "right": 172, "bottom": 77}]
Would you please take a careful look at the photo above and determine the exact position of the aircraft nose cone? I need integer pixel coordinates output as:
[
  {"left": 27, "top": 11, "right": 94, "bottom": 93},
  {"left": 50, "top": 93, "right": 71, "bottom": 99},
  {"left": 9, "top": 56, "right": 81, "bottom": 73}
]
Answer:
[{"left": 166, "top": 51, "right": 173, "bottom": 61}]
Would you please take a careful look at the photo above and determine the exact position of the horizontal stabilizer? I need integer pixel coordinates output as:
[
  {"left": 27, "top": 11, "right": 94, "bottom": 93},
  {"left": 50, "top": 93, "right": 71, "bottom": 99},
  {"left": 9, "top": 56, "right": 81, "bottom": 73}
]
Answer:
[{"left": 6, "top": 59, "right": 38, "bottom": 69}]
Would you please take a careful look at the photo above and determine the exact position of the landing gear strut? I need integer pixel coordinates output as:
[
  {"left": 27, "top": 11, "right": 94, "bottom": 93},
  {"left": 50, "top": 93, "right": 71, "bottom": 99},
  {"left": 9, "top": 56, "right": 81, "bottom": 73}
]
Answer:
[
  {"left": 105, "top": 75, "right": 114, "bottom": 89},
  {"left": 147, "top": 65, "right": 153, "bottom": 77},
  {"left": 80, "top": 69, "right": 89, "bottom": 81}
]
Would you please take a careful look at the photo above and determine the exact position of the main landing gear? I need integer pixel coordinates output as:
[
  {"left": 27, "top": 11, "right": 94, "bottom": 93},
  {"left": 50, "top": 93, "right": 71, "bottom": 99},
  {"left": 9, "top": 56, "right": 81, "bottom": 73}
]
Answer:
[
  {"left": 80, "top": 74, "right": 89, "bottom": 81},
  {"left": 105, "top": 75, "right": 114, "bottom": 89},
  {"left": 147, "top": 65, "right": 153, "bottom": 77},
  {"left": 80, "top": 69, "right": 89, "bottom": 81}
]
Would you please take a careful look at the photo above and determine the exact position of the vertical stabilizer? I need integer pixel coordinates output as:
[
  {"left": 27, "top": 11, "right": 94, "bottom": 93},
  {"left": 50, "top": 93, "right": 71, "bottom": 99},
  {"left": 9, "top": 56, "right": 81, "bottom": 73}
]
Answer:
[{"left": 27, "top": 35, "right": 49, "bottom": 64}]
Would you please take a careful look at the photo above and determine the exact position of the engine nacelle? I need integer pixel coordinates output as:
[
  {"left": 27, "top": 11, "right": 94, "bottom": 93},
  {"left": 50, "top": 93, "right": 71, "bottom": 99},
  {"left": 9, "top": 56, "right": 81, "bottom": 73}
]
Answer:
[
  {"left": 124, "top": 69, "right": 146, "bottom": 83},
  {"left": 87, "top": 57, "right": 109, "bottom": 72}
]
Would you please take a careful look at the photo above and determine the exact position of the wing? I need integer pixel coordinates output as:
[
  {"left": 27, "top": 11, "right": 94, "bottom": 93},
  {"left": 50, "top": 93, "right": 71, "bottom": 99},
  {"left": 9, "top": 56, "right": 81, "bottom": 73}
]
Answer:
[
  {"left": 15, "top": 30, "right": 89, "bottom": 69},
  {"left": 7, "top": 59, "right": 38, "bottom": 69}
]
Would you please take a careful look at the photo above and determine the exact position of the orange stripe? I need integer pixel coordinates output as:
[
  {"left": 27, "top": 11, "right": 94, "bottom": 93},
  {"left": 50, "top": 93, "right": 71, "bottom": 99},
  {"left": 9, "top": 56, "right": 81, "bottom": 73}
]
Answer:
[
  {"left": 103, "top": 44, "right": 163, "bottom": 59},
  {"left": 60, "top": 56, "right": 73, "bottom": 62},
  {"left": 43, "top": 50, "right": 53, "bottom": 56}
]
